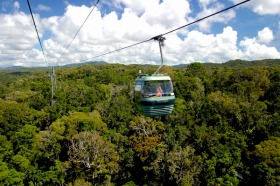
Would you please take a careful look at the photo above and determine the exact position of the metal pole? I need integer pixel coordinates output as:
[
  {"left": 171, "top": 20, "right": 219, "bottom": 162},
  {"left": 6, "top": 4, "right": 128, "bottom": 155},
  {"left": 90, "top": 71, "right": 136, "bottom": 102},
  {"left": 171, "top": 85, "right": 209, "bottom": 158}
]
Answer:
[
  {"left": 153, "top": 35, "right": 165, "bottom": 74},
  {"left": 51, "top": 66, "right": 56, "bottom": 106}
]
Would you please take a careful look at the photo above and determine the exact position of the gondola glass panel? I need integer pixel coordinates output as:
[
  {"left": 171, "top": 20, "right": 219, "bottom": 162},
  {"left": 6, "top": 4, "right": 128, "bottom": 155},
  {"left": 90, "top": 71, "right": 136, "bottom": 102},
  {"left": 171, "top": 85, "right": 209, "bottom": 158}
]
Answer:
[{"left": 134, "top": 75, "right": 175, "bottom": 117}]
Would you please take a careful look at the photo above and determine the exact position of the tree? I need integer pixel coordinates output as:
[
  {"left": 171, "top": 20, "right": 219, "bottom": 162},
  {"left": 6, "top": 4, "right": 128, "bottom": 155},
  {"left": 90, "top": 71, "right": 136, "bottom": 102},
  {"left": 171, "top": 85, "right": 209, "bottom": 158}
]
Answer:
[
  {"left": 67, "top": 178, "right": 93, "bottom": 186},
  {"left": 0, "top": 99, "right": 47, "bottom": 138},
  {"left": 0, "top": 135, "right": 13, "bottom": 161},
  {"left": 166, "top": 98, "right": 193, "bottom": 126},
  {"left": 167, "top": 146, "right": 202, "bottom": 185},
  {"left": 11, "top": 124, "right": 38, "bottom": 155},
  {"left": 0, "top": 161, "right": 25, "bottom": 186},
  {"left": 249, "top": 137, "right": 280, "bottom": 185},
  {"left": 68, "top": 131, "right": 119, "bottom": 184},
  {"left": 104, "top": 95, "right": 134, "bottom": 134},
  {"left": 129, "top": 116, "right": 164, "bottom": 161}
]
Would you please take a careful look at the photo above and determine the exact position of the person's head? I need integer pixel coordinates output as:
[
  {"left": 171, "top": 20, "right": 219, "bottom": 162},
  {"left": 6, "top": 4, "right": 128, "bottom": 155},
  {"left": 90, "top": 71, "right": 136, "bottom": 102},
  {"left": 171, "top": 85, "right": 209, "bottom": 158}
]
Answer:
[{"left": 157, "top": 86, "right": 162, "bottom": 91}]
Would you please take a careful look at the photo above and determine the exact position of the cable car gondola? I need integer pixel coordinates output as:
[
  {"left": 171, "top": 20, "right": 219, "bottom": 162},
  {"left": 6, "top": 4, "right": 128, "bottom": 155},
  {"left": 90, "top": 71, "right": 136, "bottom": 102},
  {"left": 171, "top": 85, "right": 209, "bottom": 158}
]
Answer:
[
  {"left": 134, "top": 74, "right": 175, "bottom": 116},
  {"left": 134, "top": 35, "right": 175, "bottom": 117}
]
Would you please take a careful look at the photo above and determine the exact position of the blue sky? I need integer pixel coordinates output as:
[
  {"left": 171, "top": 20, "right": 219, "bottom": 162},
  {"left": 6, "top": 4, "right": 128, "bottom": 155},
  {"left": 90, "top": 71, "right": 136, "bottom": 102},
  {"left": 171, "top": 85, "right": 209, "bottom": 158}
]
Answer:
[{"left": 0, "top": 0, "right": 279, "bottom": 67}]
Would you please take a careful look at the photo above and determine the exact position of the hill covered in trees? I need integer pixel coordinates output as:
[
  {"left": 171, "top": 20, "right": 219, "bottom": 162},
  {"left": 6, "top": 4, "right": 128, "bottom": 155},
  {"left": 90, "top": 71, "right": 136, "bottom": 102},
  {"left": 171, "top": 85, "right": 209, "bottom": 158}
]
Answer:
[{"left": 0, "top": 60, "right": 280, "bottom": 185}]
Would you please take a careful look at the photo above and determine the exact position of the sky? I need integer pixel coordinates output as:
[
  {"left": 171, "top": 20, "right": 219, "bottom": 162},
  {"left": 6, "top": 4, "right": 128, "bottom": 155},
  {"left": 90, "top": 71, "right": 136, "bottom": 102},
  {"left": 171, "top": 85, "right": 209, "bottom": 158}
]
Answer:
[{"left": 0, "top": 0, "right": 280, "bottom": 67}]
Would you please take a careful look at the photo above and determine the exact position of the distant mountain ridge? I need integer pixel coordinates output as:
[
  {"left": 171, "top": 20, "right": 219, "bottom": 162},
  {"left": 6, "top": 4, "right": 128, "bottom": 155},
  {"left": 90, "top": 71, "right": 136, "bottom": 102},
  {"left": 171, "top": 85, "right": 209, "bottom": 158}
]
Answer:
[
  {"left": 173, "top": 59, "right": 280, "bottom": 68},
  {"left": 60, "top": 61, "right": 108, "bottom": 68},
  {"left": 0, "top": 66, "right": 26, "bottom": 70},
  {"left": 0, "top": 61, "right": 107, "bottom": 70},
  {"left": 221, "top": 59, "right": 280, "bottom": 67},
  {"left": 1, "top": 59, "right": 280, "bottom": 70}
]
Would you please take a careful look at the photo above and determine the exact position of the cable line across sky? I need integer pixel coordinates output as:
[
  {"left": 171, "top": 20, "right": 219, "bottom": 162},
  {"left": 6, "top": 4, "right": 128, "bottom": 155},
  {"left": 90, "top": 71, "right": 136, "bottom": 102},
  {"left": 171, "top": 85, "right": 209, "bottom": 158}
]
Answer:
[
  {"left": 26, "top": 0, "right": 49, "bottom": 67},
  {"left": 59, "top": 0, "right": 100, "bottom": 65},
  {"left": 26, "top": 0, "right": 57, "bottom": 105},
  {"left": 80, "top": 0, "right": 250, "bottom": 63}
]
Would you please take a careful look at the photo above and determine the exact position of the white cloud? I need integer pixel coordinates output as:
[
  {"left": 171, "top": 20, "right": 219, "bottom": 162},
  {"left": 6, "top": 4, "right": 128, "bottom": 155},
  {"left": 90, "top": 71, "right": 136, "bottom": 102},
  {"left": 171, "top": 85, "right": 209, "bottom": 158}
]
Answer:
[
  {"left": 0, "top": 11, "right": 43, "bottom": 67},
  {"left": 141, "top": 0, "right": 191, "bottom": 29},
  {"left": 199, "top": 0, "right": 216, "bottom": 9},
  {"left": 13, "top": 1, "right": 19, "bottom": 10},
  {"left": 36, "top": 4, "right": 52, "bottom": 12},
  {"left": 41, "top": 0, "right": 191, "bottom": 66},
  {"left": 64, "top": 0, "right": 70, "bottom": 6},
  {"left": 178, "top": 26, "right": 242, "bottom": 63},
  {"left": 196, "top": 1, "right": 236, "bottom": 32},
  {"left": 1, "top": 0, "right": 19, "bottom": 12},
  {"left": 230, "top": 0, "right": 280, "bottom": 15},
  {"left": 238, "top": 27, "right": 280, "bottom": 60},
  {"left": 115, "top": 0, "right": 158, "bottom": 15},
  {"left": 0, "top": 1, "right": 280, "bottom": 68},
  {"left": 257, "top": 27, "right": 274, "bottom": 44},
  {"left": 240, "top": 37, "right": 280, "bottom": 60}
]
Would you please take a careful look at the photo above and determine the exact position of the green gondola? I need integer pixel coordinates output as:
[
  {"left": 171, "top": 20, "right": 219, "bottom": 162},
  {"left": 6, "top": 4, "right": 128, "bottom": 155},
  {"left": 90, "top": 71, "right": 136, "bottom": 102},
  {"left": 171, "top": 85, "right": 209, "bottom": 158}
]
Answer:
[
  {"left": 134, "top": 35, "right": 175, "bottom": 116},
  {"left": 134, "top": 74, "right": 175, "bottom": 116}
]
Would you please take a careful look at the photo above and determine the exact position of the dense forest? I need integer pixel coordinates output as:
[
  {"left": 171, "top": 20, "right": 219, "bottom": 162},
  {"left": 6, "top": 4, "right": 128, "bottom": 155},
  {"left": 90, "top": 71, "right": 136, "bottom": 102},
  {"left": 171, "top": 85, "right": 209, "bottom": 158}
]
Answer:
[{"left": 0, "top": 59, "right": 280, "bottom": 186}]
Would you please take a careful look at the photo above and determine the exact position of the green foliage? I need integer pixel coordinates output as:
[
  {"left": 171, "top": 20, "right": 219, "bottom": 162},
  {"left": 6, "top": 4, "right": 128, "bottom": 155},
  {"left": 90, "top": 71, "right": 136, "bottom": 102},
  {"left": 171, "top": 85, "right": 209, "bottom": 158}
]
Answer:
[
  {"left": 68, "top": 131, "right": 119, "bottom": 184},
  {"left": 0, "top": 135, "right": 13, "bottom": 161},
  {"left": 11, "top": 154, "right": 30, "bottom": 172},
  {"left": 254, "top": 137, "right": 280, "bottom": 167},
  {"left": 249, "top": 137, "right": 280, "bottom": 185},
  {"left": 0, "top": 161, "right": 25, "bottom": 186},
  {"left": 129, "top": 116, "right": 164, "bottom": 161},
  {"left": 103, "top": 95, "right": 134, "bottom": 134},
  {"left": 167, "top": 146, "right": 202, "bottom": 185},
  {"left": 123, "top": 181, "right": 138, "bottom": 186},
  {"left": 47, "top": 110, "right": 108, "bottom": 140},
  {"left": 0, "top": 99, "right": 48, "bottom": 138},
  {"left": 0, "top": 62, "right": 280, "bottom": 185},
  {"left": 67, "top": 178, "right": 93, "bottom": 186}
]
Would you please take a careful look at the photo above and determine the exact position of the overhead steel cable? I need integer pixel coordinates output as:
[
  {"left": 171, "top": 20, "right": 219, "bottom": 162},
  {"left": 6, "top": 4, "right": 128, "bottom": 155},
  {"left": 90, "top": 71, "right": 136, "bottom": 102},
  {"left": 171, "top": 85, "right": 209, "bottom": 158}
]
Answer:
[
  {"left": 81, "top": 0, "right": 250, "bottom": 62},
  {"left": 27, "top": 0, "right": 57, "bottom": 106},
  {"left": 26, "top": 0, "right": 49, "bottom": 66},
  {"left": 161, "top": 0, "right": 250, "bottom": 37},
  {"left": 59, "top": 0, "right": 100, "bottom": 63},
  {"left": 80, "top": 39, "right": 153, "bottom": 62}
]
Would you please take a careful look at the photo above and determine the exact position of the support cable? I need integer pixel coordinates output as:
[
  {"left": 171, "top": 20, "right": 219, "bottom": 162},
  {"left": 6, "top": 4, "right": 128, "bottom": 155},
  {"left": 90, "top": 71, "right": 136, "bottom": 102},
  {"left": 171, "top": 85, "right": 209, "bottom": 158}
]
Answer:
[
  {"left": 80, "top": 0, "right": 250, "bottom": 62},
  {"left": 153, "top": 35, "right": 165, "bottom": 74},
  {"left": 26, "top": 0, "right": 49, "bottom": 66},
  {"left": 26, "top": 0, "right": 56, "bottom": 106},
  {"left": 59, "top": 0, "right": 100, "bottom": 65}
]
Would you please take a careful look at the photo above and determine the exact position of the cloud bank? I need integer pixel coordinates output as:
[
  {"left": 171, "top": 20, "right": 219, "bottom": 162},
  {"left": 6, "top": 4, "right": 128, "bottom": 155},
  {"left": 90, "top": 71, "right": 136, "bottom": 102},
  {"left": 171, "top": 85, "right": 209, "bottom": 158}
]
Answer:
[{"left": 0, "top": 0, "right": 279, "bottom": 67}]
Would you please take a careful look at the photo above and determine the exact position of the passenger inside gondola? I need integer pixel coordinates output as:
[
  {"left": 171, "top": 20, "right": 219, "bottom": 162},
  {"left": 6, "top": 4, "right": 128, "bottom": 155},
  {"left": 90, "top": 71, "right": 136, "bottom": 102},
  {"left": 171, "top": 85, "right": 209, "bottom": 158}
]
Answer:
[
  {"left": 142, "top": 80, "right": 174, "bottom": 97},
  {"left": 156, "top": 85, "right": 163, "bottom": 97}
]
